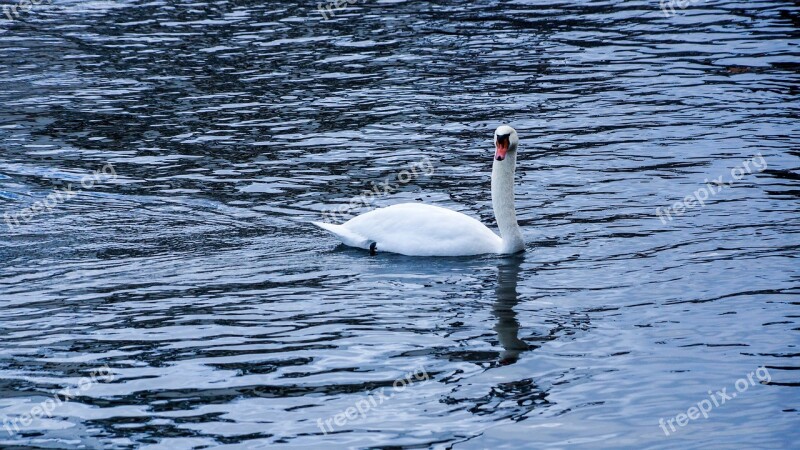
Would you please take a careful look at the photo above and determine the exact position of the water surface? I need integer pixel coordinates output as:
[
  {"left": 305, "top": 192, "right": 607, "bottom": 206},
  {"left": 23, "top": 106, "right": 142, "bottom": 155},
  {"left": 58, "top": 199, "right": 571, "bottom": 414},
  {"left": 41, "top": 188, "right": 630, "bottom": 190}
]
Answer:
[{"left": 1, "top": 0, "right": 799, "bottom": 448}]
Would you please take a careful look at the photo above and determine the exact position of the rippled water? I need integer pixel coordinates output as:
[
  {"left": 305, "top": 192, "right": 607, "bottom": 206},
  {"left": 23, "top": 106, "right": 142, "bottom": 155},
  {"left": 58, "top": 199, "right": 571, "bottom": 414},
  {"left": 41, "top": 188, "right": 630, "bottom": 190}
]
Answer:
[{"left": 1, "top": 0, "right": 799, "bottom": 448}]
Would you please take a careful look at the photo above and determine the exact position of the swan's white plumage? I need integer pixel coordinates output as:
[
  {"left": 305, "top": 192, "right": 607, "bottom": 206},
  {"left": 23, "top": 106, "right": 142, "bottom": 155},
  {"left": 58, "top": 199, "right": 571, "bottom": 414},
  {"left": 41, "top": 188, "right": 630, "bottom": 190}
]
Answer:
[
  {"left": 313, "top": 203, "right": 502, "bottom": 256},
  {"left": 314, "top": 125, "right": 524, "bottom": 257}
]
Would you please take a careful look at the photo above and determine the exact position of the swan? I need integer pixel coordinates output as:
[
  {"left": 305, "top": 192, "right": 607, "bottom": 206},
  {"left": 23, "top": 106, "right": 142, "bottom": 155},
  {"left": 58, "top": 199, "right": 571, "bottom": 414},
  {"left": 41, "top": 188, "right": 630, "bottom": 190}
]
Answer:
[{"left": 313, "top": 125, "right": 525, "bottom": 256}]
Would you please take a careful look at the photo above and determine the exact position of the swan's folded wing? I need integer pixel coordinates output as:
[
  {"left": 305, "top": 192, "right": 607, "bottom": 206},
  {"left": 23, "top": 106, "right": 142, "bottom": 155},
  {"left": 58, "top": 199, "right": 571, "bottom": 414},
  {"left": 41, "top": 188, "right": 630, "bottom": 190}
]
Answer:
[{"left": 342, "top": 203, "right": 502, "bottom": 256}]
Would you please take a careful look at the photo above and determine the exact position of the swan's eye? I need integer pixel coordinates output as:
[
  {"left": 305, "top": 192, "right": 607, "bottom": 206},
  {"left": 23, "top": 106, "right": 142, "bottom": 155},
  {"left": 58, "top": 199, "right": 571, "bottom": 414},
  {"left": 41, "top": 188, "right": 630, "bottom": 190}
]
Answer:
[{"left": 496, "top": 134, "right": 511, "bottom": 144}]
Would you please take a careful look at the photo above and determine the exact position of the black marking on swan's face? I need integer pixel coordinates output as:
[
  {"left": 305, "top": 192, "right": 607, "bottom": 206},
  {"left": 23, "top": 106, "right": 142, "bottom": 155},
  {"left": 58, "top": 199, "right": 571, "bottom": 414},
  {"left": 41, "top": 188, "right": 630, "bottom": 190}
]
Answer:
[
  {"left": 496, "top": 134, "right": 511, "bottom": 145},
  {"left": 494, "top": 125, "right": 518, "bottom": 161},
  {"left": 495, "top": 133, "right": 512, "bottom": 161}
]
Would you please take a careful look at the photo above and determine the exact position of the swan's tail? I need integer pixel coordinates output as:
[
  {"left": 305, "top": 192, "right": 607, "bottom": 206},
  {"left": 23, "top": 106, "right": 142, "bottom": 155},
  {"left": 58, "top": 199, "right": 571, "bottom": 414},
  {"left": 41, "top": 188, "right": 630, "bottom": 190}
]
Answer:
[{"left": 312, "top": 221, "right": 372, "bottom": 250}]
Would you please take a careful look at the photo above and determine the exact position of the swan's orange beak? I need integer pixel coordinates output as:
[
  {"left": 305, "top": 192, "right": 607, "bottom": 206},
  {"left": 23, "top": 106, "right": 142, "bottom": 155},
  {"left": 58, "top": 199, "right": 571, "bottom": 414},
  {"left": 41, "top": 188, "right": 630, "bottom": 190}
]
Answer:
[{"left": 495, "top": 135, "right": 510, "bottom": 161}]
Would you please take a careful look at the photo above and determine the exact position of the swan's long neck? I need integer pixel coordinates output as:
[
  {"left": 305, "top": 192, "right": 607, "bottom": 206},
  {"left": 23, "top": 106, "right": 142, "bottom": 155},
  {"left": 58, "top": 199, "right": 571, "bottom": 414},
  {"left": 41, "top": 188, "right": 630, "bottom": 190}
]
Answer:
[{"left": 491, "top": 150, "right": 525, "bottom": 254}]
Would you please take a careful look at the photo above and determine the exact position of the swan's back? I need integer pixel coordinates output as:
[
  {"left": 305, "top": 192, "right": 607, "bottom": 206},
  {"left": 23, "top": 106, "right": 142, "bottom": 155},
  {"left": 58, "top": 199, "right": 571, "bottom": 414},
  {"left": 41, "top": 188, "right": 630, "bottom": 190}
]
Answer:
[{"left": 326, "top": 203, "right": 502, "bottom": 256}]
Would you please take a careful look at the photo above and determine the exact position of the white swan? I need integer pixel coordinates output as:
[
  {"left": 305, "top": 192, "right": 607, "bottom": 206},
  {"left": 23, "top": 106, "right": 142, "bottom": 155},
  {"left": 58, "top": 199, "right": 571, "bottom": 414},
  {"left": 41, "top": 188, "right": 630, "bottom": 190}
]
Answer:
[{"left": 313, "top": 125, "right": 525, "bottom": 256}]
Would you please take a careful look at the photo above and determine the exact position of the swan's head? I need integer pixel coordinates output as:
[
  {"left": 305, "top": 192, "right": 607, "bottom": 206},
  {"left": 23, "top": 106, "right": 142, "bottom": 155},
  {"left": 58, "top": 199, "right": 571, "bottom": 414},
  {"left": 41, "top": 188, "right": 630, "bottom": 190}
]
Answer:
[{"left": 494, "top": 125, "right": 519, "bottom": 162}]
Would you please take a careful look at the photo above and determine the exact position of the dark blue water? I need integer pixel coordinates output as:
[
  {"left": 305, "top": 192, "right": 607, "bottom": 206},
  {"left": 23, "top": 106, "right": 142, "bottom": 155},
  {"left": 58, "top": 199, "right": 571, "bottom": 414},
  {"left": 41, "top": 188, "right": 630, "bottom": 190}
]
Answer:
[{"left": 1, "top": 0, "right": 799, "bottom": 448}]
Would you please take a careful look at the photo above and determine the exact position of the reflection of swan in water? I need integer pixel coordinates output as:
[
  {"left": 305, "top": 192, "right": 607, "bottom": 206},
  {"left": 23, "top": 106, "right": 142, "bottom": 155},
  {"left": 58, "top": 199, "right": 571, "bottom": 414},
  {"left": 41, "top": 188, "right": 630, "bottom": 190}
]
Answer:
[{"left": 493, "top": 255, "right": 529, "bottom": 365}]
